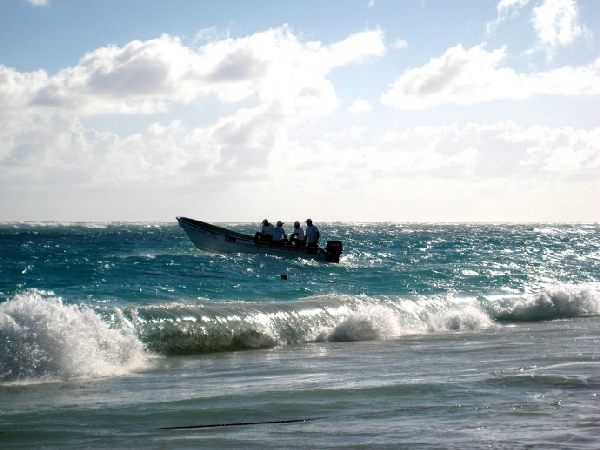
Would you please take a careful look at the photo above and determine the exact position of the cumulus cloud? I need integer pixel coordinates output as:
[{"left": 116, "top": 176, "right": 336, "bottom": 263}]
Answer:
[
  {"left": 531, "top": 0, "right": 586, "bottom": 57},
  {"left": 3, "top": 27, "right": 384, "bottom": 119},
  {"left": 348, "top": 98, "right": 373, "bottom": 114},
  {"left": 27, "top": 0, "right": 48, "bottom": 6},
  {"left": 499, "top": 0, "right": 530, "bottom": 16},
  {"left": 276, "top": 121, "right": 600, "bottom": 190},
  {"left": 371, "top": 122, "right": 600, "bottom": 180},
  {"left": 488, "top": 0, "right": 588, "bottom": 58},
  {"left": 262, "top": 121, "right": 600, "bottom": 221},
  {"left": 193, "top": 26, "right": 221, "bottom": 44},
  {"left": 2, "top": 109, "right": 599, "bottom": 220},
  {"left": 0, "top": 27, "right": 385, "bottom": 194},
  {"left": 393, "top": 39, "right": 409, "bottom": 50},
  {"left": 320, "top": 29, "right": 385, "bottom": 69},
  {"left": 381, "top": 43, "right": 600, "bottom": 109},
  {"left": 2, "top": 23, "right": 598, "bottom": 221},
  {"left": 487, "top": 0, "right": 530, "bottom": 33}
]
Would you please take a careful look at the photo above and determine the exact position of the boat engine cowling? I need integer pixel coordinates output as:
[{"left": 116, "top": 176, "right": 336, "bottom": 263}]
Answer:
[{"left": 325, "top": 240, "right": 343, "bottom": 263}]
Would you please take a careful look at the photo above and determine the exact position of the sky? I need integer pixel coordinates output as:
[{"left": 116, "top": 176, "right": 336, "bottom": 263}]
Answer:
[{"left": 0, "top": 0, "right": 599, "bottom": 222}]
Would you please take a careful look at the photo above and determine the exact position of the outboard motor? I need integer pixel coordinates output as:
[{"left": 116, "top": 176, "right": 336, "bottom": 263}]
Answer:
[{"left": 325, "top": 240, "right": 343, "bottom": 263}]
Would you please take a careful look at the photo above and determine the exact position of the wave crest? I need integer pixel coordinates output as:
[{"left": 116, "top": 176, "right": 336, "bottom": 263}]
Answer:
[
  {"left": 0, "top": 291, "right": 149, "bottom": 382},
  {"left": 3, "top": 284, "right": 598, "bottom": 365},
  {"left": 484, "top": 285, "right": 600, "bottom": 322},
  {"left": 428, "top": 305, "right": 494, "bottom": 331}
]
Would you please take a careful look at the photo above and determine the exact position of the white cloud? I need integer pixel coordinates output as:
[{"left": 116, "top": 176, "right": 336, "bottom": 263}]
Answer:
[
  {"left": 348, "top": 98, "right": 372, "bottom": 114},
  {"left": 2, "top": 23, "right": 598, "bottom": 221},
  {"left": 487, "top": 0, "right": 530, "bottom": 33},
  {"left": 2, "top": 27, "right": 384, "bottom": 120},
  {"left": 487, "top": 0, "right": 588, "bottom": 59},
  {"left": 193, "top": 26, "right": 221, "bottom": 44},
  {"left": 2, "top": 106, "right": 599, "bottom": 220},
  {"left": 263, "top": 121, "right": 600, "bottom": 221},
  {"left": 319, "top": 29, "right": 385, "bottom": 70},
  {"left": 371, "top": 122, "right": 600, "bottom": 180},
  {"left": 498, "top": 0, "right": 530, "bottom": 15},
  {"left": 393, "top": 39, "right": 409, "bottom": 50},
  {"left": 381, "top": 44, "right": 600, "bottom": 109},
  {"left": 27, "top": 0, "right": 48, "bottom": 6},
  {"left": 279, "top": 121, "right": 600, "bottom": 190},
  {"left": 531, "top": 0, "right": 585, "bottom": 56},
  {"left": 0, "top": 27, "right": 385, "bottom": 195}
]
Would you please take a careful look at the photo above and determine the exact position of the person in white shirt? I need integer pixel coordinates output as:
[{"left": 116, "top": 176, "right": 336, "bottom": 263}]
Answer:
[
  {"left": 272, "top": 221, "right": 287, "bottom": 242},
  {"left": 305, "top": 219, "right": 320, "bottom": 247},
  {"left": 255, "top": 219, "right": 275, "bottom": 241},
  {"left": 290, "top": 221, "right": 305, "bottom": 246},
  {"left": 261, "top": 219, "right": 274, "bottom": 236}
]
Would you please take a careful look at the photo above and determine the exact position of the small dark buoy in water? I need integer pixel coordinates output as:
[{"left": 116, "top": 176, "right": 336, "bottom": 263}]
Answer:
[{"left": 281, "top": 274, "right": 288, "bottom": 280}]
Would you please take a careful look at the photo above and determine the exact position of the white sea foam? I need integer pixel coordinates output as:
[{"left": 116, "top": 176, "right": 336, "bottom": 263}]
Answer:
[
  {"left": 314, "top": 295, "right": 495, "bottom": 343},
  {"left": 102, "top": 284, "right": 600, "bottom": 353},
  {"left": 318, "top": 304, "right": 401, "bottom": 342},
  {"left": 484, "top": 284, "right": 600, "bottom": 321},
  {"left": 0, "top": 290, "right": 150, "bottom": 383},
  {"left": 426, "top": 304, "right": 494, "bottom": 331}
]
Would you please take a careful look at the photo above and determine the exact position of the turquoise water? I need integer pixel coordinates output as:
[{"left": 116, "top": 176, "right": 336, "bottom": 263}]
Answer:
[{"left": 1, "top": 222, "right": 600, "bottom": 448}]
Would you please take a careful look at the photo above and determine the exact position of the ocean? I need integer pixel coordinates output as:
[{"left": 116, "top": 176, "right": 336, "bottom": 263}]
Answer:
[{"left": 1, "top": 222, "right": 599, "bottom": 448}]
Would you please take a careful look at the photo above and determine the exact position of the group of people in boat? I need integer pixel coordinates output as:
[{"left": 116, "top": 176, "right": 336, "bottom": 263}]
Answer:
[{"left": 255, "top": 218, "right": 320, "bottom": 247}]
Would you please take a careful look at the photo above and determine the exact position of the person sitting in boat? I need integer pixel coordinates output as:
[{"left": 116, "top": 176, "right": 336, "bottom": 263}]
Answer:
[
  {"left": 289, "top": 221, "right": 305, "bottom": 246},
  {"left": 261, "top": 219, "right": 275, "bottom": 235},
  {"left": 272, "top": 221, "right": 287, "bottom": 244},
  {"left": 255, "top": 219, "right": 275, "bottom": 241},
  {"left": 305, "top": 219, "right": 320, "bottom": 248}
]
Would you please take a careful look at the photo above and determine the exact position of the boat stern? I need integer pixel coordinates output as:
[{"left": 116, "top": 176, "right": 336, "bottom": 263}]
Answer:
[{"left": 325, "top": 240, "right": 343, "bottom": 263}]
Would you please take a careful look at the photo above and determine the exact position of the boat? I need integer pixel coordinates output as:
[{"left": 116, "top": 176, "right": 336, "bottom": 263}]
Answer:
[{"left": 176, "top": 217, "right": 343, "bottom": 263}]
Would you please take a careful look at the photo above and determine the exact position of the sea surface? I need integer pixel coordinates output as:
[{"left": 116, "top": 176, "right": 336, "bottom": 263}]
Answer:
[{"left": 1, "top": 222, "right": 600, "bottom": 448}]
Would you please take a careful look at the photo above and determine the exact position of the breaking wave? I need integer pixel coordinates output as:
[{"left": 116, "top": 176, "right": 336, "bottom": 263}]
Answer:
[
  {"left": 2, "top": 284, "right": 599, "bottom": 379},
  {"left": 482, "top": 284, "right": 600, "bottom": 321},
  {"left": 110, "top": 283, "right": 600, "bottom": 354},
  {"left": 0, "top": 290, "right": 150, "bottom": 383}
]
